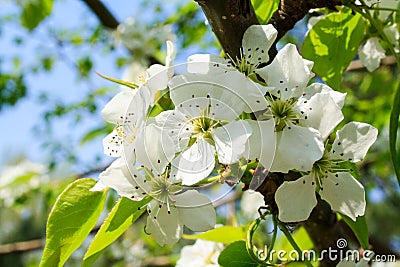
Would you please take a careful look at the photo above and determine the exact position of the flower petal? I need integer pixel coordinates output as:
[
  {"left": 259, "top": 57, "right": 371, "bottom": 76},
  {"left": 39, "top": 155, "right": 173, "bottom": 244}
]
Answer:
[
  {"left": 174, "top": 190, "right": 216, "bottom": 231},
  {"left": 245, "top": 119, "right": 276, "bottom": 169},
  {"left": 101, "top": 90, "right": 134, "bottom": 123},
  {"left": 242, "top": 24, "right": 278, "bottom": 65},
  {"left": 146, "top": 201, "right": 183, "bottom": 246},
  {"left": 154, "top": 109, "right": 192, "bottom": 153},
  {"left": 275, "top": 174, "right": 317, "bottom": 222},
  {"left": 169, "top": 73, "right": 245, "bottom": 121},
  {"left": 172, "top": 138, "right": 216, "bottom": 185},
  {"left": 98, "top": 158, "right": 149, "bottom": 200},
  {"left": 331, "top": 122, "right": 378, "bottom": 162},
  {"left": 102, "top": 128, "right": 123, "bottom": 157},
  {"left": 319, "top": 172, "right": 366, "bottom": 221},
  {"left": 212, "top": 120, "right": 252, "bottom": 164},
  {"left": 256, "top": 44, "right": 314, "bottom": 100},
  {"left": 302, "top": 83, "right": 346, "bottom": 109},
  {"left": 187, "top": 54, "right": 229, "bottom": 74},
  {"left": 146, "top": 64, "right": 169, "bottom": 99},
  {"left": 359, "top": 37, "right": 386, "bottom": 72},
  {"left": 135, "top": 124, "right": 175, "bottom": 174},
  {"left": 298, "top": 92, "right": 344, "bottom": 140},
  {"left": 271, "top": 124, "right": 324, "bottom": 172}
]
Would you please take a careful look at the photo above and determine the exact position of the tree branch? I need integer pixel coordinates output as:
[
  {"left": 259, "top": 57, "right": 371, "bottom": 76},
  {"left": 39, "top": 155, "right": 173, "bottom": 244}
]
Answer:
[
  {"left": 81, "top": 0, "right": 119, "bottom": 29},
  {"left": 195, "top": 0, "right": 259, "bottom": 59}
]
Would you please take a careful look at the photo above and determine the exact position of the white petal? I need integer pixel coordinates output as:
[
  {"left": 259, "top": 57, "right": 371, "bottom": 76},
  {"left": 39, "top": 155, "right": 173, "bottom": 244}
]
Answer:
[
  {"left": 212, "top": 120, "right": 252, "bottom": 164},
  {"left": 320, "top": 172, "right": 366, "bottom": 221},
  {"left": 165, "top": 40, "right": 175, "bottom": 70},
  {"left": 241, "top": 190, "right": 266, "bottom": 219},
  {"left": 302, "top": 83, "right": 346, "bottom": 108},
  {"left": 275, "top": 175, "right": 317, "bottom": 222},
  {"left": 154, "top": 110, "right": 192, "bottom": 153},
  {"left": 169, "top": 73, "right": 246, "bottom": 120},
  {"left": 172, "top": 138, "right": 216, "bottom": 185},
  {"left": 271, "top": 124, "right": 324, "bottom": 172},
  {"left": 98, "top": 158, "right": 149, "bottom": 200},
  {"left": 298, "top": 92, "right": 344, "bottom": 140},
  {"left": 331, "top": 122, "right": 378, "bottom": 162},
  {"left": 146, "top": 64, "right": 169, "bottom": 100},
  {"left": 146, "top": 201, "right": 183, "bottom": 246},
  {"left": 187, "top": 54, "right": 229, "bottom": 74},
  {"left": 227, "top": 72, "right": 269, "bottom": 113},
  {"left": 174, "top": 190, "right": 216, "bottom": 231},
  {"left": 359, "top": 37, "right": 386, "bottom": 72},
  {"left": 245, "top": 120, "right": 276, "bottom": 169},
  {"left": 103, "top": 129, "right": 123, "bottom": 157},
  {"left": 90, "top": 180, "right": 106, "bottom": 191},
  {"left": 242, "top": 24, "right": 278, "bottom": 65},
  {"left": 256, "top": 44, "right": 314, "bottom": 100},
  {"left": 101, "top": 90, "right": 134, "bottom": 123},
  {"left": 135, "top": 124, "right": 175, "bottom": 174}
]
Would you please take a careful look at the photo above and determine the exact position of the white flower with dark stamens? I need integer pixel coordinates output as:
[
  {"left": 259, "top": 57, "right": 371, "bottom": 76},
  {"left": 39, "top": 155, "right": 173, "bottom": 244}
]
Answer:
[
  {"left": 102, "top": 85, "right": 151, "bottom": 158},
  {"left": 359, "top": 37, "right": 386, "bottom": 72},
  {"left": 187, "top": 24, "right": 277, "bottom": 112},
  {"left": 96, "top": 158, "right": 216, "bottom": 246},
  {"left": 155, "top": 72, "right": 254, "bottom": 185},
  {"left": 275, "top": 122, "right": 378, "bottom": 222},
  {"left": 254, "top": 44, "right": 346, "bottom": 173}
]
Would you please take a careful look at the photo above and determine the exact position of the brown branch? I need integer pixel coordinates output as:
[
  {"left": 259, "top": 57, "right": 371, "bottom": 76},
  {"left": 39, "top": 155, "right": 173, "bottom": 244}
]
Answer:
[
  {"left": 0, "top": 240, "right": 43, "bottom": 255},
  {"left": 81, "top": 0, "right": 119, "bottom": 29},
  {"left": 80, "top": 0, "right": 161, "bottom": 65},
  {"left": 195, "top": 0, "right": 259, "bottom": 59}
]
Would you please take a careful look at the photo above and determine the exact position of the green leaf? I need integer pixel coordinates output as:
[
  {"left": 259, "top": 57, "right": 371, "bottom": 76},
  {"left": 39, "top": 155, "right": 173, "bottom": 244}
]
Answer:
[
  {"left": 80, "top": 125, "right": 112, "bottom": 146},
  {"left": 302, "top": 8, "right": 365, "bottom": 90},
  {"left": 218, "top": 241, "right": 259, "bottom": 267},
  {"left": 251, "top": 0, "right": 280, "bottom": 24},
  {"left": 82, "top": 197, "right": 151, "bottom": 267},
  {"left": 389, "top": 81, "right": 400, "bottom": 184},
  {"left": 183, "top": 226, "right": 247, "bottom": 244},
  {"left": 341, "top": 214, "right": 369, "bottom": 249},
  {"left": 19, "top": 0, "right": 53, "bottom": 31},
  {"left": 96, "top": 72, "right": 139, "bottom": 89},
  {"left": 39, "top": 178, "right": 108, "bottom": 267}
]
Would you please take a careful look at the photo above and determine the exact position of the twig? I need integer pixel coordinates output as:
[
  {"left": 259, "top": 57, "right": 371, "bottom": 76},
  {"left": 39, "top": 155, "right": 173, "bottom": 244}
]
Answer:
[{"left": 81, "top": 0, "right": 119, "bottom": 29}]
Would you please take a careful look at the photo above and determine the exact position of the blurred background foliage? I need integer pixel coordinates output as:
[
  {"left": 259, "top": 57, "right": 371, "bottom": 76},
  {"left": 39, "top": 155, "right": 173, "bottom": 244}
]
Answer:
[{"left": 0, "top": 0, "right": 398, "bottom": 266}]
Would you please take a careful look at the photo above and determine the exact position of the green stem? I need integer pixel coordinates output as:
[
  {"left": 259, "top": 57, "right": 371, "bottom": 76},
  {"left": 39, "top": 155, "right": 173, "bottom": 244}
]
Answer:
[
  {"left": 265, "top": 217, "right": 278, "bottom": 262},
  {"left": 246, "top": 218, "right": 268, "bottom": 266},
  {"left": 277, "top": 219, "right": 313, "bottom": 267},
  {"left": 368, "top": 6, "right": 400, "bottom": 12}
]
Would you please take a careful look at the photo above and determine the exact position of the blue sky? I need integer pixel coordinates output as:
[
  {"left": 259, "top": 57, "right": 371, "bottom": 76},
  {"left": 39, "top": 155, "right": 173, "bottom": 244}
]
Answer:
[{"left": 0, "top": 1, "right": 152, "bottom": 169}]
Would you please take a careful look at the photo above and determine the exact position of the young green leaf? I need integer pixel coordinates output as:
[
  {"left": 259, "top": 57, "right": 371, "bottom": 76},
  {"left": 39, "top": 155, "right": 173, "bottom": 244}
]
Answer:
[
  {"left": 96, "top": 71, "right": 139, "bottom": 89},
  {"left": 183, "top": 226, "right": 247, "bottom": 244},
  {"left": 39, "top": 178, "right": 108, "bottom": 267},
  {"left": 82, "top": 196, "right": 151, "bottom": 267},
  {"left": 303, "top": 8, "right": 365, "bottom": 90},
  {"left": 251, "top": 0, "right": 280, "bottom": 24},
  {"left": 19, "top": 0, "right": 53, "bottom": 31},
  {"left": 218, "top": 241, "right": 259, "bottom": 267},
  {"left": 341, "top": 214, "right": 369, "bottom": 250}
]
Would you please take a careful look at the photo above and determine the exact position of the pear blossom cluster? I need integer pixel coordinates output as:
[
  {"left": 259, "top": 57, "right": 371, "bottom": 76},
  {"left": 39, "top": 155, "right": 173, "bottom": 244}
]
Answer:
[{"left": 95, "top": 24, "right": 378, "bottom": 245}]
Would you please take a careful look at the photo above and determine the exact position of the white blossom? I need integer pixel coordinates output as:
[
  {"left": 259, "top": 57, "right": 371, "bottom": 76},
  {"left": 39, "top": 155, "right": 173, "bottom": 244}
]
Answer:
[
  {"left": 96, "top": 158, "right": 216, "bottom": 246},
  {"left": 275, "top": 122, "right": 378, "bottom": 222},
  {"left": 176, "top": 239, "right": 224, "bottom": 267},
  {"left": 359, "top": 37, "right": 386, "bottom": 72},
  {"left": 154, "top": 72, "right": 256, "bottom": 185},
  {"left": 256, "top": 44, "right": 345, "bottom": 173}
]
